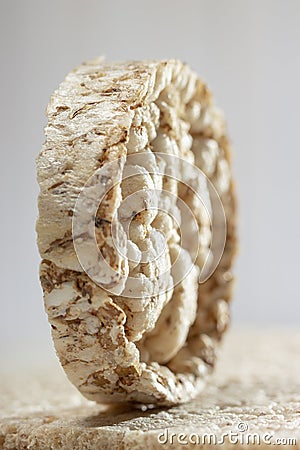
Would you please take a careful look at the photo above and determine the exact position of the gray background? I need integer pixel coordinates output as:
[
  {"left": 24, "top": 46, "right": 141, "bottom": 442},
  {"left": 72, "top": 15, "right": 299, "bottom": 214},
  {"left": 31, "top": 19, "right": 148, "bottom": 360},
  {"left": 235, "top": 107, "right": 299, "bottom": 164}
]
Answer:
[{"left": 1, "top": 0, "right": 299, "bottom": 369}]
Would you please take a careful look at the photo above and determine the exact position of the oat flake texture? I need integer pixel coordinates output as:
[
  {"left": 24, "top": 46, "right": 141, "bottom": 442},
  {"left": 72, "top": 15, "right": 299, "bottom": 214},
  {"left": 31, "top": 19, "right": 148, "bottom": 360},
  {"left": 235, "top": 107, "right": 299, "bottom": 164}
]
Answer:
[{"left": 36, "top": 59, "right": 237, "bottom": 406}]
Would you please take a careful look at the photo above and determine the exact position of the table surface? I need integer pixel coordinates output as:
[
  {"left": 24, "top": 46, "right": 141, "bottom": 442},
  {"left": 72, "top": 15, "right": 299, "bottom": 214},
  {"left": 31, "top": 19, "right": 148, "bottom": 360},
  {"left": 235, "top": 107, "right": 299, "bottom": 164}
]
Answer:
[{"left": 1, "top": 328, "right": 299, "bottom": 449}]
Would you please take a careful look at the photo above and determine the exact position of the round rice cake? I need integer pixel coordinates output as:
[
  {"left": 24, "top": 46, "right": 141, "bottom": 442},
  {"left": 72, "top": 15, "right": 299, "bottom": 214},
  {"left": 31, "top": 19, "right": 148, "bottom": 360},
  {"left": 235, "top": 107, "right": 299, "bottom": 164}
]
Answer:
[{"left": 36, "top": 59, "right": 237, "bottom": 406}]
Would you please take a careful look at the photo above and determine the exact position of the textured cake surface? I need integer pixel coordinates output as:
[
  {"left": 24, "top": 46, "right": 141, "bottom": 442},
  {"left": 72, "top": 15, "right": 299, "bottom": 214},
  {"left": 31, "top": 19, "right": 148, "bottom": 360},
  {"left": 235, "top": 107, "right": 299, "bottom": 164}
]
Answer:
[
  {"left": 1, "top": 330, "right": 299, "bottom": 449},
  {"left": 36, "top": 59, "right": 237, "bottom": 405}
]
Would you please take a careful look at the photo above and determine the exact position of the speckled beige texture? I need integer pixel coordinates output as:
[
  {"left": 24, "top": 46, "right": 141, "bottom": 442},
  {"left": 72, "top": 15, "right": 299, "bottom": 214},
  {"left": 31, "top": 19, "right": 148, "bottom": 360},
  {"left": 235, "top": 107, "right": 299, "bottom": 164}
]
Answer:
[
  {"left": 1, "top": 330, "right": 299, "bottom": 449},
  {"left": 36, "top": 59, "right": 237, "bottom": 406}
]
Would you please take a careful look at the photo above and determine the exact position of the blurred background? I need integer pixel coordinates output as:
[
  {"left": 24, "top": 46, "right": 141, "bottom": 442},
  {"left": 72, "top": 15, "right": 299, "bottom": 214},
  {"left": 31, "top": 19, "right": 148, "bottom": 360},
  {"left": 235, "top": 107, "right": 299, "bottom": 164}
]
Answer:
[{"left": 0, "top": 0, "right": 299, "bottom": 370}]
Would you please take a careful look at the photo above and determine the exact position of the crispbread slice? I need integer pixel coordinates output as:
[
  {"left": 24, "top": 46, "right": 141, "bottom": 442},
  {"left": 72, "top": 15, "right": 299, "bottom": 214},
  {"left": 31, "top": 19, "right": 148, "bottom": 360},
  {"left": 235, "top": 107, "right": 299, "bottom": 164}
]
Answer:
[{"left": 36, "top": 59, "right": 237, "bottom": 405}]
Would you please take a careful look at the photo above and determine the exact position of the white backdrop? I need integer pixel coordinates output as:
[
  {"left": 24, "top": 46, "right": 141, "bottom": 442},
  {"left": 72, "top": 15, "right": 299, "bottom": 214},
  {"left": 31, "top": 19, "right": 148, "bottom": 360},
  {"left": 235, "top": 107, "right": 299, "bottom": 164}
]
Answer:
[{"left": 0, "top": 0, "right": 299, "bottom": 367}]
